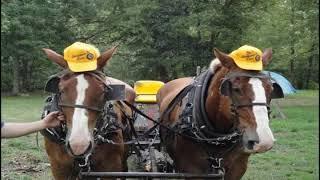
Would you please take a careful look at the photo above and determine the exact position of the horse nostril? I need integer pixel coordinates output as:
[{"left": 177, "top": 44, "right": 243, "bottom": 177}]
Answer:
[
  {"left": 66, "top": 141, "right": 75, "bottom": 155},
  {"left": 247, "top": 140, "right": 259, "bottom": 150},
  {"left": 66, "top": 141, "right": 72, "bottom": 150},
  {"left": 87, "top": 141, "right": 92, "bottom": 151}
]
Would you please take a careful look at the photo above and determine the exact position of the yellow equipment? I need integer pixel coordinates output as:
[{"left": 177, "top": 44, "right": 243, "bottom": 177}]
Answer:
[{"left": 134, "top": 80, "right": 164, "bottom": 103}]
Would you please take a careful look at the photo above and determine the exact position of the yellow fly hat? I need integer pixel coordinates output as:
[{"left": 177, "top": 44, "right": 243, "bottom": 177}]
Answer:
[
  {"left": 63, "top": 42, "right": 100, "bottom": 72},
  {"left": 229, "top": 45, "right": 263, "bottom": 70}
]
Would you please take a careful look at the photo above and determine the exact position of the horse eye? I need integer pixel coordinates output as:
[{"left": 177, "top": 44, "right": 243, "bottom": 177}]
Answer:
[{"left": 232, "top": 87, "right": 241, "bottom": 94}]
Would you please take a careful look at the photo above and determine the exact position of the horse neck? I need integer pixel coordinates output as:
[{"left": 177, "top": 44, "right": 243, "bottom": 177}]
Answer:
[{"left": 205, "top": 68, "right": 234, "bottom": 133}]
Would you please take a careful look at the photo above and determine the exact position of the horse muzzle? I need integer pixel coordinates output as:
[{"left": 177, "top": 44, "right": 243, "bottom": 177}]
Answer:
[
  {"left": 66, "top": 139, "right": 94, "bottom": 157},
  {"left": 242, "top": 128, "right": 274, "bottom": 154}
]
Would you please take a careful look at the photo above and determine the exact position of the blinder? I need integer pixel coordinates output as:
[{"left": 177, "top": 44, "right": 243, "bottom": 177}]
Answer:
[
  {"left": 105, "top": 84, "right": 126, "bottom": 101},
  {"left": 220, "top": 79, "right": 231, "bottom": 97},
  {"left": 45, "top": 76, "right": 61, "bottom": 93}
]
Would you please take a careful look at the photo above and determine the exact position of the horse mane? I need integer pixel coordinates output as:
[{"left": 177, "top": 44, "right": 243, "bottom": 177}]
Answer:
[{"left": 209, "top": 58, "right": 222, "bottom": 73}]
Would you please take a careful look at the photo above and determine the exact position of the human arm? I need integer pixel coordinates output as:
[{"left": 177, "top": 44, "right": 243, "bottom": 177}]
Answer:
[{"left": 1, "top": 111, "right": 65, "bottom": 138}]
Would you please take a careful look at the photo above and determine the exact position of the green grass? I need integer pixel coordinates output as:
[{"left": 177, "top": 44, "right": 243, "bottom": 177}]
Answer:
[
  {"left": 1, "top": 90, "right": 319, "bottom": 179},
  {"left": 1, "top": 92, "right": 48, "bottom": 122}
]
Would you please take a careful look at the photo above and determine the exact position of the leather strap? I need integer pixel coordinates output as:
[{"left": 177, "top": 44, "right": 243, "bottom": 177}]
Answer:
[{"left": 59, "top": 103, "right": 102, "bottom": 112}]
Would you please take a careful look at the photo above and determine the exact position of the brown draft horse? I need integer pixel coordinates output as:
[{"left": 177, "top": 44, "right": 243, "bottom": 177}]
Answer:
[
  {"left": 42, "top": 46, "right": 136, "bottom": 180},
  {"left": 157, "top": 48, "right": 281, "bottom": 180}
]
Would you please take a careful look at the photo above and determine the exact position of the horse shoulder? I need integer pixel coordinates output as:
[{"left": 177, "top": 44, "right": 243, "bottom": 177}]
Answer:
[{"left": 157, "top": 77, "right": 193, "bottom": 114}]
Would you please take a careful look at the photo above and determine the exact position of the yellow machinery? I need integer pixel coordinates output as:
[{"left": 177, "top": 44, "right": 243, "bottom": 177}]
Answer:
[
  {"left": 133, "top": 80, "right": 164, "bottom": 132},
  {"left": 134, "top": 80, "right": 165, "bottom": 103},
  {"left": 133, "top": 80, "right": 167, "bottom": 172}
]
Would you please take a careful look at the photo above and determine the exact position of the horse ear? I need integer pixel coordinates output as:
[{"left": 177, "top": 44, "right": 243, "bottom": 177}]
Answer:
[
  {"left": 43, "top": 48, "right": 68, "bottom": 68},
  {"left": 213, "top": 48, "right": 237, "bottom": 69},
  {"left": 97, "top": 46, "right": 118, "bottom": 70},
  {"left": 262, "top": 48, "right": 272, "bottom": 67}
]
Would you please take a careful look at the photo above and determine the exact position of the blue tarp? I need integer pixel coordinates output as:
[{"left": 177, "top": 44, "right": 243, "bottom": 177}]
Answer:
[{"left": 263, "top": 71, "right": 297, "bottom": 95}]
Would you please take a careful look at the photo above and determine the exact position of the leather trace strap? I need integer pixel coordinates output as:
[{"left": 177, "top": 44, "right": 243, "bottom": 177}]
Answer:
[
  {"left": 123, "top": 101, "right": 241, "bottom": 145},
  {"left": 160, "top": 84, "right": 195, "bottom": 121},
  {"left": 59, "top": 103, "right": 102, "bottom": 112}
]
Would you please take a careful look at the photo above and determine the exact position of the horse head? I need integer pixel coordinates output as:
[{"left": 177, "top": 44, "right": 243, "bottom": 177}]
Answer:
[
  {"left": 43, "top": 46, "right": 117, "bottom": 156},
  {"left": 212, "top": 47, "right": 283, "bottom": 154}
]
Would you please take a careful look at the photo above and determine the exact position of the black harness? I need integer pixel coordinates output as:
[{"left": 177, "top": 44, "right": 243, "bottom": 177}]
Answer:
[
  {"left": 159, "top": 69, "right": 284, "bottom": 172},
  {"left": 160, "top": 70, "right": 242, "bottom": 146}
]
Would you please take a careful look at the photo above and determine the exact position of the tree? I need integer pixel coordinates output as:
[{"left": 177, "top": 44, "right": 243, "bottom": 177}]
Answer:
[{"left": 1, "top": 0, "right": 318, "bottom": 93}]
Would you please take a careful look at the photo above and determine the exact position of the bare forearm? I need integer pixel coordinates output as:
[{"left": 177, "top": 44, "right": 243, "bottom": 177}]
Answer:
[{"left": 1, "top": 121, "right": 46, "bottom": 138}]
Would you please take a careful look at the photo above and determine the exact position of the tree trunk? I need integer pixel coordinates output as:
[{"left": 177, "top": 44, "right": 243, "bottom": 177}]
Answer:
[
  {"left": 158, "top": 64, "right": 169, "bottom": 82},
  {"left": 12, "top": 57, "right": 20, "bottom": 96},
  {"left": 289, "top": 45, "right": 295, "bottom": 83},
  {"left": 27, "top": 61, "right": 33, "bottom": 91},
  {"left": 305, "top": 59, "right": 312, "bottom": 89},
  {"left": 21, "top": 60, "right": 30, "bottom": 92},
  {"left": 210, "top": 31, "right": 215, "bottom": 52},
  {"left": 289, "top": 0, "right": 296, "bottom": 84},
  {"left": 305, "top": 44, "right": 316, "bottom": 88}
]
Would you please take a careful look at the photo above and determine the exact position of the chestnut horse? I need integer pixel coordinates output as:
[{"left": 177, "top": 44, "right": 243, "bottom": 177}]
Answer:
[
  {"left": 157, "top": 48, "right": 283, "bottom": 179},
  {"left": 42, "top": 47, "right": 136, "bottom": 179}
]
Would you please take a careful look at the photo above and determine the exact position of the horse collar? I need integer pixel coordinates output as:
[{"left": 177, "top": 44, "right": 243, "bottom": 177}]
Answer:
[{"left": 191, "top": 70, "right": 239, "bottom": 137}]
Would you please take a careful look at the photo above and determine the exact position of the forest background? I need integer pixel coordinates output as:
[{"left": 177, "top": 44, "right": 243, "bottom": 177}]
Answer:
[{"left": 1, "top": 0, "right": 319, "bottom": 95}]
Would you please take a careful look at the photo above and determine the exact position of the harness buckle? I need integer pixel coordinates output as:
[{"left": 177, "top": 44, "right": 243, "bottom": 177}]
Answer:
[
  {"left": 78, "top": 153, "right": 91, "bottom": 172},
  {"left": 61, "top": 122, "right": 67, "bottom": 133},
  {"left": 209, "top": 157, "right": 223, "bottom": 169}
]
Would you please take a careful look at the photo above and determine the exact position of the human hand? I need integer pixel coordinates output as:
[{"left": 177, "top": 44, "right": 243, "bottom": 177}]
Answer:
[{"left": 42, "top": 111, "right": 65, "bottom": 128}]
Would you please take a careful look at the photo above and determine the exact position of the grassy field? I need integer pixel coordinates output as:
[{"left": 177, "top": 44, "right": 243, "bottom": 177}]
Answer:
[{"left": 1, "top": 90, "right": 319, "bottom": 180}]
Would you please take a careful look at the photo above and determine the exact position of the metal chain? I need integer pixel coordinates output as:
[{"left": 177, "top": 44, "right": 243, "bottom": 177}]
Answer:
[
  {"left": 78, "top": 153, "right": 92, "bottom": 172},
  {"left": 192, "top": 129, "right": 241, "bottom": 146}
]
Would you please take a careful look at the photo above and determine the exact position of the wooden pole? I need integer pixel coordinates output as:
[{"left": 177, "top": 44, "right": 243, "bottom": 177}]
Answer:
[{"left": 196, "top": 66, "right": 201, "bottom": 76}]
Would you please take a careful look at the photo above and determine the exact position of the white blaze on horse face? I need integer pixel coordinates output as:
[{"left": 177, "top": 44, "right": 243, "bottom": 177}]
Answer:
[
  {"left": 68, "top": 74, "right": 91, "bottom": 155},
  {"left": 249, "top": 78, "right": 275, "bottom": 152}
]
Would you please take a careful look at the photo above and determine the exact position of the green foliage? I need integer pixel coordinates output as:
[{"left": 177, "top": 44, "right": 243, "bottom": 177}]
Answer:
[
  {"left": 1, "top": 0, "right": 77, "bottom": 93},
  {"left": 1, "top": 0, "right": 319, "bottom": 93}
]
